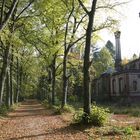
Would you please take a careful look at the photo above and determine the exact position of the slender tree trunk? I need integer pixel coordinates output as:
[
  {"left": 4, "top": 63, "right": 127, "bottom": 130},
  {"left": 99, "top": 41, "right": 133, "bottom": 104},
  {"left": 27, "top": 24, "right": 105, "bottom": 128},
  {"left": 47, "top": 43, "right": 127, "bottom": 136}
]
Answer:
[
  {"left": 0, "top": 45, "right": 10, "bottom": 103},
  {"left": 10, "top": 51, "right": 14, "bottom": 105},
  {"left": 16, "top": 57, "right": 20, "bottom": 103},
  {"left": 62, "top": 55, "right": 68, "bottom": 108},
  {"left": 6, "top": 70, "right": 10, "bottom": 108},
  {"left": 19, "top": 66, "right": 23, "bottom": 101},
  {"left": 51, "top": 58, "right": 56, "bottom": 105},
  {"left": 0, "top": 0, "right": 19, "bottom": 32},
  {"left": 83, "top": 0, "right": 97, "bottom": 116}
]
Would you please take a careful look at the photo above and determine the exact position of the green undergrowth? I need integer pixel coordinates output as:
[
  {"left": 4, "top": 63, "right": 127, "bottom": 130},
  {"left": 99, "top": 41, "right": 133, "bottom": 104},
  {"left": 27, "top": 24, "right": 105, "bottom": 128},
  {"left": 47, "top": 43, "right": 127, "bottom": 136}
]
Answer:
[
  {"left": 55, "top": 105, "right": 75, "bottom": 114},
  {"left": 9, "top": 103, "right": 21, "bottom": 111},
  {"left": 0, "top": 103, "right": 21, "bottom": 116},
  {"left": 42, "top": 99, "right": 75, "bottom": 114},
  {"left": 85, "top": 125, "right": 140, "bottom": 140},
  {"left": 0, "top": 104, "right": 8, "bottom": 116},
  {"left": 73, "top": 105, "right": 110, "bottom": 127},
  {"left": 109, "top": 126, "right": 133, "bottom": 135},
  {"left": 108, "top": 105, "right": 140, "bottom": 117}
]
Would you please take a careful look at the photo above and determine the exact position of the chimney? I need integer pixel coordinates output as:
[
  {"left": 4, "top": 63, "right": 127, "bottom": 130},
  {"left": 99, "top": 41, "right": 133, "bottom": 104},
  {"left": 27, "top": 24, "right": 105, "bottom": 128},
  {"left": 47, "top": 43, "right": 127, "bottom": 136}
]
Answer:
[{"left": 114, "top": 31, "right": 122, "bottom": 71}]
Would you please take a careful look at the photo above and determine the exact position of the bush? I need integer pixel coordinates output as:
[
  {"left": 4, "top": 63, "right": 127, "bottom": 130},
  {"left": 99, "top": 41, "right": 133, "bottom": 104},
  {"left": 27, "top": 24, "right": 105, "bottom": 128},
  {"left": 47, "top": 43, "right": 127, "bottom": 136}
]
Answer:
[
  {"left": 55, "top": 105, "right": 75, "bottom": 114},
  {"left": 42, "top": 99, "right": 51, "bottom": 109},
  {"left": 9, "top": 103, "right": 21, "bottom": 111},
  {"left": 73, "top": 105, "right": 109, "bottom": 126},
  {"left": 123, "top": 127, "right": 133, "bottom": 135},
  {"left": 89, "top": 105, "right": 109, "bottom": 126},
  {"left": 0, "top": 104, "right": 8, "bottom": 116},
  {"left": 68, "top": 95, "right": 78, "bottom": 102},
  {"left": 73, "top": 108, "right": 83, "bottom": 123}
]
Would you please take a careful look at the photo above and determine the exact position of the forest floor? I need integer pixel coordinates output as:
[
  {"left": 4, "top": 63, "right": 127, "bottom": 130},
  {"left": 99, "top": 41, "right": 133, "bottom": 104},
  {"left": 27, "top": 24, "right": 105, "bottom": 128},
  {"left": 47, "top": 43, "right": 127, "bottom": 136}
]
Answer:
[
  {"left": 0, "top": 99, "right": 88, "bottom": 140},
  {"left": 0, "top": 99, "right": 140, "bottom": 140}
]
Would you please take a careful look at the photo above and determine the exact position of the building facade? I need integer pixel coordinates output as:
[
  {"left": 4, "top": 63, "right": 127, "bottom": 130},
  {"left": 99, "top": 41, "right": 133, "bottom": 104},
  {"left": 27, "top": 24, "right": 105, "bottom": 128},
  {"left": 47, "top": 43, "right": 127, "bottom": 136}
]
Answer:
[{"left": 92, "top": 31, "right": 140, "bottom": 102}]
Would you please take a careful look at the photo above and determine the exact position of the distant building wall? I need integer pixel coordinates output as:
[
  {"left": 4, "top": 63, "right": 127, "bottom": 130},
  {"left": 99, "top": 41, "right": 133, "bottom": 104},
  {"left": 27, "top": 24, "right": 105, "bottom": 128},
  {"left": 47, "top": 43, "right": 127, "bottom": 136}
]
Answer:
[
  {"left": 110, "top": 73, "right": 129, "bottom": 96},
  {"left": 128, "top": 73, "right": 140, "bottom": 96}
]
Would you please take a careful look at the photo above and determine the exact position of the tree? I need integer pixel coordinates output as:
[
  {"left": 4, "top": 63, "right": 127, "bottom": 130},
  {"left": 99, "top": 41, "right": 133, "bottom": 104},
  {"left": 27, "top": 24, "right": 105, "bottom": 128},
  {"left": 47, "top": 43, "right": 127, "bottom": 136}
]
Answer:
[
  {"left": 78, "top": 0, "right": 128, "bottom": 121},
  {"left": 93, "top": 47, "right": 114, "bottom": 77},
  {"left": 78, "top": 0, "right": 98, "bottom": 118},
  {"left": 0, "top": 0, "right": 35, "bottom": 104},
  {"left": 0, "top": 0, "right": 18, "bottom": 31},
  {"left": 105, "top": 40, "right": 115, "bottom": 59},
  {"left": 61, "top": 0, "right": 86, "bottom": 108}
]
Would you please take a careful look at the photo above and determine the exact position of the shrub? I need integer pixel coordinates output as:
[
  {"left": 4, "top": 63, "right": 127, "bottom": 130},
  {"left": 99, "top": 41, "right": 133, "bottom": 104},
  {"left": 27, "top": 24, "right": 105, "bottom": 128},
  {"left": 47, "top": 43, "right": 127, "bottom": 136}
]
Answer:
[
  {"left": 73, "top": 108, "right": 83, "bottom": 123},
  {"left": 123, "top": 127, "right": 133, "bottom": 135},
  {"left": 68, "top": 95, "right": 78, "bottom": 102},
  {"left": 89, "top": 105, "right": 109, "bottom": 126},
  {"left": 42, "top": 99, "right": 51, "bottom": 109},
  {"left": 55, "top": 105, "right": 75, "bottom": 114},
  {"left": 0, "top": 104, "right": 8, "bottom": 116},
  {"left": 73, "top": 105, "right": 109, "bottom": 126},
  {"left": 9, "top": 103, "right": 21, "bottom": 111}
]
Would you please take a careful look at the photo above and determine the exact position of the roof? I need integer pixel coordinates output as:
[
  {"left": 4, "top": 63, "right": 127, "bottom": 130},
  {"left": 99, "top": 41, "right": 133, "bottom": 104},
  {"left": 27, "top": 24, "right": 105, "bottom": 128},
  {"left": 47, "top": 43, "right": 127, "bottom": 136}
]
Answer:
[
  {"left": 112, "top": 69, "right": 140, "bottom": 76},
  {"left": 125, "top": 58, "right": 140, "bottom": 66}
]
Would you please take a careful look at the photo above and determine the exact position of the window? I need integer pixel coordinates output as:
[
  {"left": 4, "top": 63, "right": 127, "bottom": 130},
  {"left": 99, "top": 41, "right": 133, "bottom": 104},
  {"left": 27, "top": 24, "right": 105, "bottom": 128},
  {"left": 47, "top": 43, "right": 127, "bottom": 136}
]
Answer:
[
  {"left": 133, "top": 81, "right": 137, "bottom": 91},
  {"left": 112, "top": 79, "right": 116, "bottom": 94},
  {"left": 119, "top": 78, "right": 123, "bottom": 93}
]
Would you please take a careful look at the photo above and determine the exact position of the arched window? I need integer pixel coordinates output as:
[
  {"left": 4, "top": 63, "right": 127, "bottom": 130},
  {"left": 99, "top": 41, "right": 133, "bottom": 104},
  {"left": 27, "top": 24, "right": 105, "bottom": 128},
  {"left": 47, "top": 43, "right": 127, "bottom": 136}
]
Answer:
[
  {"left": 119, "top": 77, "right": 123, "bottom": 93},
  {"left": 112, "top": 79, "right": 116, "bottom": 94},
  {"left": 133, "top": 81, "right": 137, "bottom": 91}
]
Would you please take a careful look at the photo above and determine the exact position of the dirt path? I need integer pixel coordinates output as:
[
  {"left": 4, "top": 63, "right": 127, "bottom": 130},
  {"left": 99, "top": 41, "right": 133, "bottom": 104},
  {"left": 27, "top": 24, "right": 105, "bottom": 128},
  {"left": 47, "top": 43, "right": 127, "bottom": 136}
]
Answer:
[{"left": 0, "top": 100, "right": 88, "bottom": 140}]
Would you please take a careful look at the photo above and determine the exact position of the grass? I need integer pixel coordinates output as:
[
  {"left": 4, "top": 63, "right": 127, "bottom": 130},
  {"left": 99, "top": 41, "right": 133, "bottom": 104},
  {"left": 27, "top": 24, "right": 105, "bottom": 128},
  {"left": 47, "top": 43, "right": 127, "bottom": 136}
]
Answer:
[
  {"left": 84, "top": 125, "right": 140, "bottom": 140},
  {"left": 99, "top": 102, "right": 140, "bottom": 117}
]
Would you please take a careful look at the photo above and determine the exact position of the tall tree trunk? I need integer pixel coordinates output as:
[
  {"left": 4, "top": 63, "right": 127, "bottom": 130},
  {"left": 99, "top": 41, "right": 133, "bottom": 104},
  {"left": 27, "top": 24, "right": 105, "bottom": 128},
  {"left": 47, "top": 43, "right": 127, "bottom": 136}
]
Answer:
[
  {"left": 62, "top": 55, "right": 68, "bottom": 108},
  {"left": 16, "top": 57, "right": 19, "bottom": 103},
  {"left": 19, "top": 66, "right": 23, "bottom": 101},
  {"left": 83, "top": 0, "right": 97, "bottom": 116},
  {"left": 0, "top": 0, "right": 19, "bottom": 32},
  {"left": 0, "top": 45, "right": 10, "bottom": 103},
  {"left": 10, "top": 51, "right": 14, "bottom": 105},
  {"left": 51, "top": 58, "right": 56, "bottom": 105},
  {"left": 6, "top": 70, "right": 10, "bottom": 108}
]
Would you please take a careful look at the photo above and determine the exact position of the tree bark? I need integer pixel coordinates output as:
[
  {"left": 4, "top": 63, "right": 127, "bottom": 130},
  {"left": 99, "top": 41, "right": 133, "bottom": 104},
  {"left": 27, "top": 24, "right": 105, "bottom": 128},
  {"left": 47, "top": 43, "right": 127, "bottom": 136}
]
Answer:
[
  {"left": 10, "top": 51, "right": 14, "bottom": 105},
  {"left": 62, "top": 55, "right": 68, "bottom": 108},
  {"left": 0, "top": 45, "right": 10, "bottom": 103},
  {"left": 83, "top": 0, "right": 97, "bottom": 115},
  {"left": 19, "top": 66, "right": 23, "bottom": 101},
  {"left": 6, "top": 70, "right": 10, "bottom": 108},
  {"left": 16, "top": 57, "right": 19, "bottom": 103},
  {"left": 51, "top": 57, "right": 56, "bottom": 105}
]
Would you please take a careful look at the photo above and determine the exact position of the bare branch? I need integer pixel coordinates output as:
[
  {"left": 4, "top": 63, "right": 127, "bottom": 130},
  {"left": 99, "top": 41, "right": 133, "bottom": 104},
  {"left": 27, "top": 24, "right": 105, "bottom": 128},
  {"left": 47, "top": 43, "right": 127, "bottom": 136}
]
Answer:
[
  {"left": 96, "top": 1, "right": 129, "bottom": 10},
  {"left": 15, "top": 0, "right": 35, "bottom": 21},
  {"left": 66, "top": 34, "right": 86, "bottom": 55},
  {"left": 78, "top": 0, "right": 89, "bottom": 14},
  {"left": 64, "top": 0, "right": 75, "bottom": 50},
  {"left": 56, "top": 62, "right": 63, "bottom": 71},
  {"left": 75, "top": 14, "right": 87, "bottom": 31},
  {"left": 37, "top": 38, "right": 48, "bottom": 47}
]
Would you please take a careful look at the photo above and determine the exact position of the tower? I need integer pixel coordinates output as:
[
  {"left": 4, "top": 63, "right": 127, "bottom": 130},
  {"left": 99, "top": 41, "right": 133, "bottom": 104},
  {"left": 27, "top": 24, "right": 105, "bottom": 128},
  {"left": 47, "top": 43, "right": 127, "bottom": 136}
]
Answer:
[{"left": 114, "top": 31, "right": 122, "bottom": 71}]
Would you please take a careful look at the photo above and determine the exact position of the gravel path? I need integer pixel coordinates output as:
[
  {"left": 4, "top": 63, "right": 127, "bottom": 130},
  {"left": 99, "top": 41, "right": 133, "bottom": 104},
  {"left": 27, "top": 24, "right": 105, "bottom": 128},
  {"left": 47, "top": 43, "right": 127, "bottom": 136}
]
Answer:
[{"left": 0, "top": 100, "right": 88, "bottom": 140}]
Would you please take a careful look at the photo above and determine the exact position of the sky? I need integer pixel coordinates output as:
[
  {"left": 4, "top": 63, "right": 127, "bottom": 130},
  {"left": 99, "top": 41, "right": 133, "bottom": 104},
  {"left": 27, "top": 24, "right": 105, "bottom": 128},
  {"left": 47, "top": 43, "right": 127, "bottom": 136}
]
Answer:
[{"left": 99, "top": 0, "right": 140, "bottom": 59}]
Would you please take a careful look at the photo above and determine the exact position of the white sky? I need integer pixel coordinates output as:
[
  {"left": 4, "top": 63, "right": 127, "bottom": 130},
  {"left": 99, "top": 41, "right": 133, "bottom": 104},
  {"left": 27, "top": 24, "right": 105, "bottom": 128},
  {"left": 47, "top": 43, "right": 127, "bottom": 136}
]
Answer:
[{"left": 99, "top": 0, "right": 140, "bottom": 59}]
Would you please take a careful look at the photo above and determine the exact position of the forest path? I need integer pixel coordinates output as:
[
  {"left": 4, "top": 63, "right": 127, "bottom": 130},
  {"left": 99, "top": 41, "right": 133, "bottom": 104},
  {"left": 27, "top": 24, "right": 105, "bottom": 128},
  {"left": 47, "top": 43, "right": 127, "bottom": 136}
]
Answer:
[{"left": 0, "top": 99, "right": 88, "bottom": 140}]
